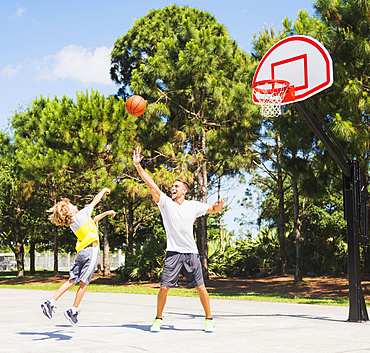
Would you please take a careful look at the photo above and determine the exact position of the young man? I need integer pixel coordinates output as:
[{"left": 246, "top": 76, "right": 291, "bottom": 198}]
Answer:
[
  {"left": 41, "top": 188, "right": 115, "bottom": 324},
  {"left": 133, "top": 147, "right": 226, "bottom": 333}
]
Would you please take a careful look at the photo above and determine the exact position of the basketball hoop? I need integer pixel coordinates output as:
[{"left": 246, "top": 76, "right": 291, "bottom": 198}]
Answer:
[{"left": 252, "top": 79, "right": 293, "bottom": 117}]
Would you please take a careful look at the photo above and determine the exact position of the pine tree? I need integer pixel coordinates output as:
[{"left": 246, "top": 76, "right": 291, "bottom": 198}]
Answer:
[
  {"left": 111, "top": 5, "right": 259, "bottom": 277},
  {"left": 12, "top": 91, "right": 138, "bottom": 276}
]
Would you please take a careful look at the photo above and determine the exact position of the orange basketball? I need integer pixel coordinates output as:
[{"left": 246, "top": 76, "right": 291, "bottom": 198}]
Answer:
[{"left": 125, "top": 95, "right": 146, "bottom": 116}]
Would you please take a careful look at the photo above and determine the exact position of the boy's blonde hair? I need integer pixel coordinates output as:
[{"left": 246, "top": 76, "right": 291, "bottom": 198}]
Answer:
[{"left": 47, "top": 198, "right": 72, "bottom": 226}]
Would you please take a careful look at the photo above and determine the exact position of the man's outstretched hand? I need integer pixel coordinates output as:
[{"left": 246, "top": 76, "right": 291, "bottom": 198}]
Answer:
[{"left": 133, "top": 146, "right": 144, "bottom": 167}]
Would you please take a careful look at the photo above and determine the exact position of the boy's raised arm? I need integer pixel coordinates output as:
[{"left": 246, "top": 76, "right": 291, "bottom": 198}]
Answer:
[
  {"left": 92, "top": 210, "right": 116, "bottom": 223},
  {"left": 90, "top": 188, "right": 111, "bottom": 208}
]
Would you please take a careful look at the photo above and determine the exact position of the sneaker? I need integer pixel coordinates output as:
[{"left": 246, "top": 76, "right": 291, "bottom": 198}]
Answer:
[
  {"left": 64, "top": 309, "right": 79, "bottom": 325},
  {"left": 150, "top": 318, "right": 162, "bottom": 332},
  {"left": 205, "top": 318, "right": 215, "bottom": 333},
  {"left": 41, "top": 301, "right": 55, "bottom": 319}
]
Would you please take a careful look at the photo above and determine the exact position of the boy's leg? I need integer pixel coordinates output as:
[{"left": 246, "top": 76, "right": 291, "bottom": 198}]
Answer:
[
  {"left": 63, "top": 281, "right": 88, "bottom": 325},
  {"left": 73, "top": 281, "right": 88, "bottom": 308},
  {"left": 53, "top": 279, "right": 76, "bottom": 300},
  {"left": 41, "top": 279, "right": 75, "bottom": 319},
  {"left": 195, "top": 284, "right": 212, "bottom": 319}
]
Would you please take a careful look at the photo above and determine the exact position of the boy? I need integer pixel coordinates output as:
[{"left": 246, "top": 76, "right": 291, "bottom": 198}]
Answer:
[{"left": 41, "top": 188, "right": 115, "bottom": 324}]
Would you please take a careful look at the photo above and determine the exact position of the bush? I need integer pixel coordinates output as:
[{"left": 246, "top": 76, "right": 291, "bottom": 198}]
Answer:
[
  {"left": 208, "top": 228, "right": 281, "bottom": 277},
  {"left": 115, "top": 227, "right": 166, "bottom": 281}
]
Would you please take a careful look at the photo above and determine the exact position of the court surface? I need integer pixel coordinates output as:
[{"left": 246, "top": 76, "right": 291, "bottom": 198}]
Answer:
[{"left": 1, "top": 288, "right": 369, "bottom": 353}]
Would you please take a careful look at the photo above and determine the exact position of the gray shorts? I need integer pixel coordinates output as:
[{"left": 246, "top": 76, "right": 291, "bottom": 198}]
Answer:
[
  {"left": 69, "top": 243, "right": 100, "bottom": 285},
  {"left": 161, "top": 251, "right": 204, "bottom": 288}
]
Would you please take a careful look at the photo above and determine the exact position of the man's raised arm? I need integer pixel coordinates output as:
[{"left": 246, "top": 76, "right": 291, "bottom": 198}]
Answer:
[{"left": 133, "top": 147, "right": 161, "bottom": 203}]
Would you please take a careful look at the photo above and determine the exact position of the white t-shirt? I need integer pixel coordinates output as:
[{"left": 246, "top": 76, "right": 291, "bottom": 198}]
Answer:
[
  {"left": 157, "top": 192, "right": 209, "bottom": 254},
  {"left": 69, "top": 204, "right": 99, "bottom": 252},
  {"left": 70, "top": 204, "right": 94, "bottom": 233}
]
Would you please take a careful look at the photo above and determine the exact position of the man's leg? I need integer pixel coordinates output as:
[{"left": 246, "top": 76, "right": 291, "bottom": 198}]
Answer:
[
  {"left": 196, "top": 284, "right": 215, "bottom": 332},
  {"left": 150, "top": 286, "right": 169, "bottom": 332},
  {"left": 151, "top": 252, "right": 181, "bottom": 332},
  {"left": 195, "top": 284, "right": 212, "bottom": 319},
  {"left": 156, "top": 286, "right": 169, "bottom": 318}
]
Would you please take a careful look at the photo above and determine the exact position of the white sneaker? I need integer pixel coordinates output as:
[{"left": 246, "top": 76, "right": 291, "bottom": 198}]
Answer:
[
  {"left": 205, "top": 318, "right": 215, "bottom": 333},
  {"left": 150, "top": 318, "right": 162, "bottom": 332}
]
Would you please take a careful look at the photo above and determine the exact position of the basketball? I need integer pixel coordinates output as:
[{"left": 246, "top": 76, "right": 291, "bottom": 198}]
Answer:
[{"left": 125, "top": 95, "right": 146, "bottom": 116}]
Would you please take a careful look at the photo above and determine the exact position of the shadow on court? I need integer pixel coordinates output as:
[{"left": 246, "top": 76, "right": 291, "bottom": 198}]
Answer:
[
  {"left": 167, "top": 310, "right": 345, "bottom": 323},
  {"left": 18, "top": 330, "right": 73, "bottom": 341}
]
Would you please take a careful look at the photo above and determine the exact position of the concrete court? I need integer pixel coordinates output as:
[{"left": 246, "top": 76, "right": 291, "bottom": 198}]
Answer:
[{"left": 1, "top": 288, "right": 370, "bottom": 353}]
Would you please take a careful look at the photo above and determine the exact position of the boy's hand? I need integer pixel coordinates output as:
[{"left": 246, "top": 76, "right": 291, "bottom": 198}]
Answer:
[
  {"left": 104, "top": 188, "right": 111, "bottom": 195},
  {"left": 108, "top": 210, "right": 116, "bottom": 217}
]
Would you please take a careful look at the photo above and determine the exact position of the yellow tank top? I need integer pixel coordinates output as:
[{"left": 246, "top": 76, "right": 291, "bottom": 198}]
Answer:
[{"left": 75, "top": 218, "right": 99, "bottom": 252}]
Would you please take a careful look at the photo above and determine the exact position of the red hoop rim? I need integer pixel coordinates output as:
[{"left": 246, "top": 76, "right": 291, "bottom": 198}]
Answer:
[{"left": 252, "top": 79, "right": 291, "bottom": 90}]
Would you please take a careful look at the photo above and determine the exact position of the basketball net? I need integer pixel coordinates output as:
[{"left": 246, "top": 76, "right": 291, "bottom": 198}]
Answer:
[{"left": 252, "top": 80, "right": 291, "bottom": 118}]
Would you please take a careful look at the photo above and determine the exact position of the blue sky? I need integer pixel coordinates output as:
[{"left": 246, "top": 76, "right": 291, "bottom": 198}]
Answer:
[{"left": 0, "top": 0, "right": 315, "bottom": 234}]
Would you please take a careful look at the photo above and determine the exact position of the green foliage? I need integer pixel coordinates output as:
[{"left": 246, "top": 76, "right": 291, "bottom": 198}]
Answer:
[
  {"left": 0, "top": 134, "right": 50, "bottom": 276},
  {"left": 111, "top": 4, "right": 261, "bottom": 276},
  {"left": 239, "top": 171, "right": 348, "bottom": 275},
  {"left": 208, "top": 223, "right": 280, "bottom": 278},
  {"left": 115, "top": 222, "right": 166, "bottom": 281},
  {"left": 111, "top": 4, "right": 260, "bottom": 181},
  {"left": 4, "top": 1, "right": 370, "bottom": 281}
]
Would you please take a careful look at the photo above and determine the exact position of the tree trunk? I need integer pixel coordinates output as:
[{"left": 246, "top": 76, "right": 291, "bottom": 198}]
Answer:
[
  {"left": 8, "top": 218, "right": 26, "bottom": 278},
  {"left": 14, "top": 241, "right": 25, "bottom": 278},
  {"left": 102, "top": 204, "right": 111, "bottom": 277},
  {"left": 52, "top": 183, "right": 58, "bottom": 275},
  {"left": 276, "top": 134, "right": 287, "bottom": 274},
  {"left": 218, "top": 177, "right": 224, "bottom": 248},
  {"left": 29, "top": 241, "right": 35, "bottom": 275},
  {"left": 196, "top": 215, "right": 208, "bottom": 279},
  {"left": 293, "top": 179, "right": 302, "bottom": 284},
  {"left": 53, "top": 225, "right": 58, "bottom": 275},
  {"left": 196, "top": 163, "right": 206, "bottom": 275},
  {"left": 301, "top": 196, "right": 307, "bottom": 262},
  {"left": 360, "top": 171, "right": 370, "bottom": 273},
  {"left": 125, "top": 201, "right": 134, "bottom": 256},
  {"left": 196, "top": 130, "right": 209, "bottom": 279}
]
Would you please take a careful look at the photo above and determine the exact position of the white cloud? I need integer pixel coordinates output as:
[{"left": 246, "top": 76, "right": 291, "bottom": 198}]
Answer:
[
  {"left": 1, "top": 64, "right": 21, "bottom": 78},
  {"left": 10, "top": 6, "right": 26, "bottom": 20},
  {"left": 36, "top": 45, "right": 115, "bottom": 86}
]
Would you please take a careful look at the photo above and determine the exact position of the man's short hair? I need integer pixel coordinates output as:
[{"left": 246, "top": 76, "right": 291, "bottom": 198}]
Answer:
[
  {"left": 175, "top": 178, "right": 190, "bottom": 193},
  {"left": 47, "top": 198, "right": 72, "bottom": 227}
]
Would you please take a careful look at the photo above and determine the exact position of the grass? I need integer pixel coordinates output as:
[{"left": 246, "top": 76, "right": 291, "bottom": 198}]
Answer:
[
  {"left": 0, "top": 270, "right": 354, "bottom": 306},
  {"left": 0, "top": 270, "right": 66, "bottom": 280}
]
